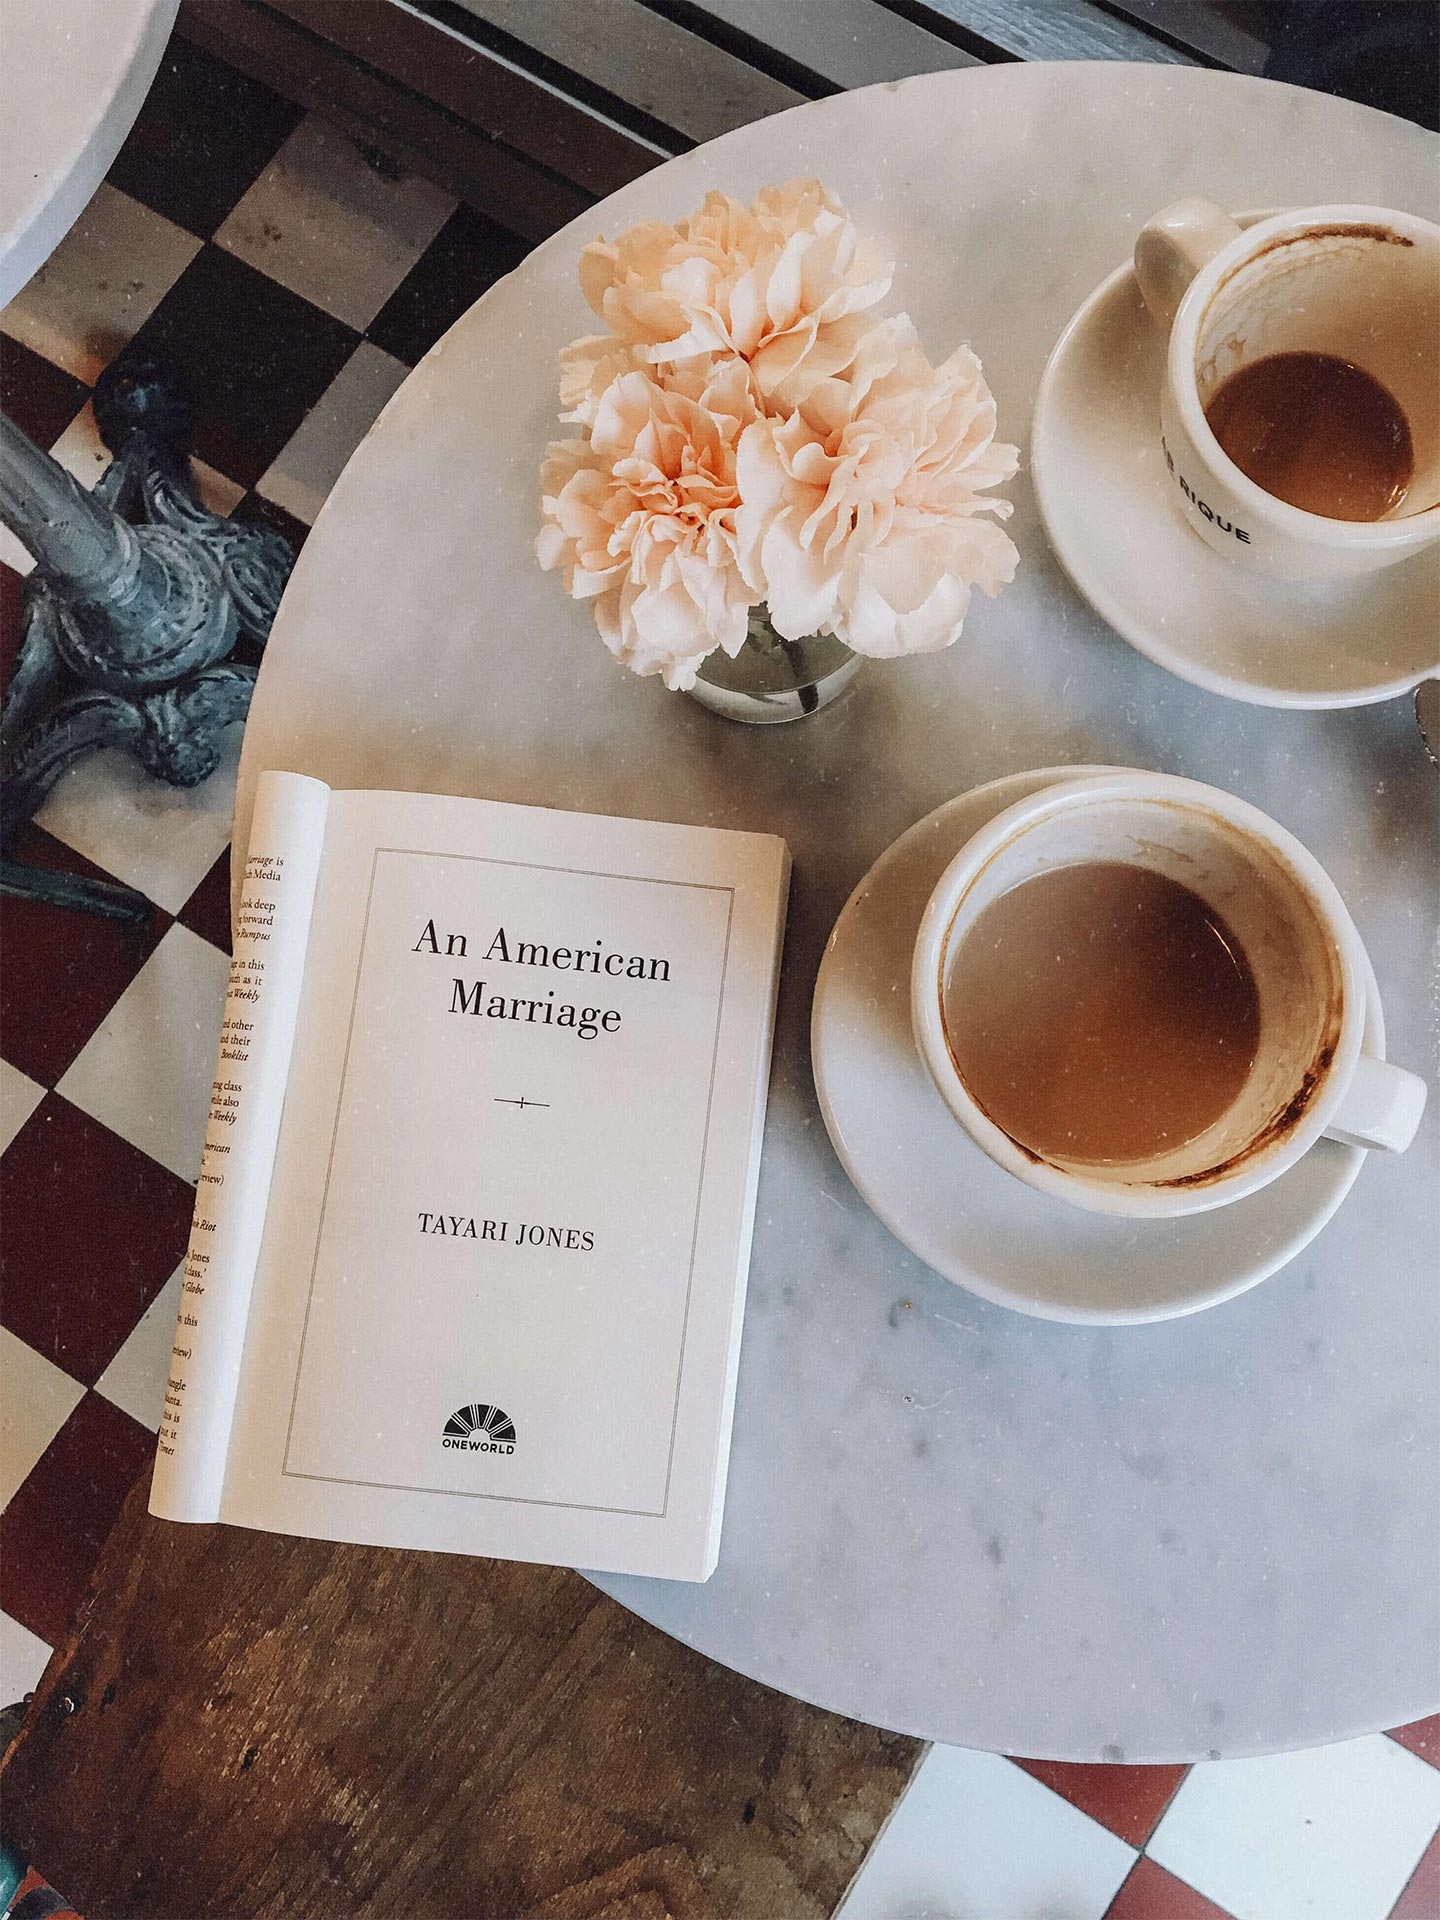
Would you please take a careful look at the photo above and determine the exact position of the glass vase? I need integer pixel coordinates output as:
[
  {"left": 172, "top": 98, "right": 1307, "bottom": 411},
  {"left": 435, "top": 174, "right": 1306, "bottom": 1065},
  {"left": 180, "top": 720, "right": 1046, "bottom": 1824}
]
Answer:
[{"left": 688, "top": 605, "right": 861, "bottom": 725}]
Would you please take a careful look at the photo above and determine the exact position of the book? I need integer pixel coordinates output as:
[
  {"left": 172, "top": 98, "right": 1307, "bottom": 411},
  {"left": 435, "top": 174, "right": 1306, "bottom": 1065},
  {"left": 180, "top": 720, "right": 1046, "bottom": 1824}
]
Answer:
[{"left": 150, "top": 771, "right": 790, "bottom": 1582}]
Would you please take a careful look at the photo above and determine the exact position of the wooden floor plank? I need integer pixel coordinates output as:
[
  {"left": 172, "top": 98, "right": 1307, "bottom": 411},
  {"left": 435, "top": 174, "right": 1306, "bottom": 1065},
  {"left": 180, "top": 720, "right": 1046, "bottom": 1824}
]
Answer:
[{"left": 2, "top": 1476, "right": 922, "bottom": 1919}]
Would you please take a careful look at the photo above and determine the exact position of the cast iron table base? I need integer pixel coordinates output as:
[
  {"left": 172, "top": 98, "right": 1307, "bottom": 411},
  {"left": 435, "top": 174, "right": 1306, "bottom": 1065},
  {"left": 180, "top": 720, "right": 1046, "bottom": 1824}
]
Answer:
[{"left": 0, "top": 362, "right": 291, "bottom": 922}]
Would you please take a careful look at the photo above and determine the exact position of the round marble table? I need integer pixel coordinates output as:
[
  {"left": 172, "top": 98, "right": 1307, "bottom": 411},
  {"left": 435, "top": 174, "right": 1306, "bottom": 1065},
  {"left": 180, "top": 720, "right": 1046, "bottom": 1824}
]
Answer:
[
  {"left": 236, "top": 63, "right": 1439, "bottom": 1762},
  {"left": 0, "top": 0, "right": 177, "bottom": 304}
]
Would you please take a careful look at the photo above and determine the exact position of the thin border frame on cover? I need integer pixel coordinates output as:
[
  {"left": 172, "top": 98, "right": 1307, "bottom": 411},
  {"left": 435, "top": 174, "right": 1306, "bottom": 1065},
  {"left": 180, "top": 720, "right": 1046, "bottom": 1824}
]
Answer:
[{"left": 277, "top": 844, "right": 737, "bottom": 1520}]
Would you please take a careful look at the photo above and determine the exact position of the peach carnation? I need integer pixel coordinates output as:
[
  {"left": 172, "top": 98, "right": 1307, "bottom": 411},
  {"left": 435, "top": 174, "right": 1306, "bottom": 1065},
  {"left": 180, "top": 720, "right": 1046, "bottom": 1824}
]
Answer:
[
  {"left": 537, "top": 356, "right": 762, "bottom": 689},
  {"left": 735, "top": 319, "right": 1019, "bottom": 658},
  {"left": 577, "top": 178, "right": 893, "bottom": 414}
]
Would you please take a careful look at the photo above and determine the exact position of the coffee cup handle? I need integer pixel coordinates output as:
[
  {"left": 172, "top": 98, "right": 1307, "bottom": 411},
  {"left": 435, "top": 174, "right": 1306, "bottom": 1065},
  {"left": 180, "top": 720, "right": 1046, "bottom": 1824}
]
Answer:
[
  {"left": 1134, "top": 198, "right": 1243, "bottom": 330},
  {"left": 1322, "top": 1054, "right": 1428, "bottom": 1153}
]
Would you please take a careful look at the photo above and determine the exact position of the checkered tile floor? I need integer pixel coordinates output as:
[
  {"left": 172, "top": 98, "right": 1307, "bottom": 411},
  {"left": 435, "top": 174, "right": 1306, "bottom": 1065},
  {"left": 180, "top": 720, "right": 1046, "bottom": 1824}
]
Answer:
[{"left": 0, "top": 34, "right": 1435, "bottom": 1920}]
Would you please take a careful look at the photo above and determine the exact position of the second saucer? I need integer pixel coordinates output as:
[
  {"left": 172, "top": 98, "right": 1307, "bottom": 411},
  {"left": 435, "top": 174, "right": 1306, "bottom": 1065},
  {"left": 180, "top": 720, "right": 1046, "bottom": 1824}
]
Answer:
[{"left": 810, "top": 767, "right": 1381, "bottom": 1324}]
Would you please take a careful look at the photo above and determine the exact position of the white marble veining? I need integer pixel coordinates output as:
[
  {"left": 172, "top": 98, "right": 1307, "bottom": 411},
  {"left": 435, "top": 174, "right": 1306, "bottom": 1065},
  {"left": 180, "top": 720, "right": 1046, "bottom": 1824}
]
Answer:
[{"left": 237, "top": 64, "right": 1440, "bottom": 1760}]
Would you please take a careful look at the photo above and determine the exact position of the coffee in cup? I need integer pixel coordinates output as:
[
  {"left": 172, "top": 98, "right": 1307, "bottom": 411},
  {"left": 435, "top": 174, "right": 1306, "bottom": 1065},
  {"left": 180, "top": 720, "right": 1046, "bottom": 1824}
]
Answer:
[
  {"left": 1204, "top": 349, "right": 1413, "bottom": 522},
  {"left": 942, "top": 858, "right": 1260, "bottom": 1168}
]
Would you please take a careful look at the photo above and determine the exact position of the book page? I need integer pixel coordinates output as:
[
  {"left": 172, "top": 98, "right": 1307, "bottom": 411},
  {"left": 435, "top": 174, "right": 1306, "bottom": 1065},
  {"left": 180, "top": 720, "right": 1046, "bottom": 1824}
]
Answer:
[
  {"left": 220, "top": 789, "right": 787, "bottom": 1579},
  {"left": 149, "top": 771, "right": 331, "bottom": 1523}
]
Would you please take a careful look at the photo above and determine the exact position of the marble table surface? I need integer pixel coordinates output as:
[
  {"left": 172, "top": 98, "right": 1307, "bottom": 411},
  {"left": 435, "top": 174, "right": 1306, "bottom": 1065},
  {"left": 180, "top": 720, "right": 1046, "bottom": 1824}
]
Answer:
[
  {"left": 0, "top": 0, "right": 176, "bottom": 304},
  {"left": 237, "top": 63, "right": 1439, "bottom": 1762}
]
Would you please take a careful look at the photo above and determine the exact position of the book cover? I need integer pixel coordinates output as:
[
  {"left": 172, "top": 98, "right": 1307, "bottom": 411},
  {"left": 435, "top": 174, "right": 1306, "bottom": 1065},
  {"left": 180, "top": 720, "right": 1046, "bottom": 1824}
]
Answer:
[{"left": 151, "top": 772, "right": 790, "bottom": 1581}]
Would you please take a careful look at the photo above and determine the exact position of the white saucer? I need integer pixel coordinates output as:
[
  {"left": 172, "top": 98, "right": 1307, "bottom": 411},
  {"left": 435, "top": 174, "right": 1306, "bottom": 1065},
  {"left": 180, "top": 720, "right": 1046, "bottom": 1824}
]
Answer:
[
  {"left": 810, "top": 768, "right": 1383, "bottom": 1324},
  {"left": 1030, "top": 238, "right": 1440, "bottom": 709}
]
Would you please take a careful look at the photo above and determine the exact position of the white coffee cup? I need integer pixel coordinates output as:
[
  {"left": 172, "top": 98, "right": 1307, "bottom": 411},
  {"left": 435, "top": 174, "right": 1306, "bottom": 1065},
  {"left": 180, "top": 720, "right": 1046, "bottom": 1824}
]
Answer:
[
  {"left": 1133, "top": 200, "right": 1440, "bottom": 580},
  {"left": 911, "top": 771, "right": 1427, "bottom": 1219}
]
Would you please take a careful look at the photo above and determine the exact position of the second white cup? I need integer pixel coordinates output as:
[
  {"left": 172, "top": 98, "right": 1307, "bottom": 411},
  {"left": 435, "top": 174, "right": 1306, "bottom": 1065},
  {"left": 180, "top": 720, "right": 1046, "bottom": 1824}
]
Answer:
[
  {"left": 911, "top": 771, "right": 1428, "bottom": 1219},
  {"left": 1133, "top": 199, "right": 1440, "bottom": 580}
]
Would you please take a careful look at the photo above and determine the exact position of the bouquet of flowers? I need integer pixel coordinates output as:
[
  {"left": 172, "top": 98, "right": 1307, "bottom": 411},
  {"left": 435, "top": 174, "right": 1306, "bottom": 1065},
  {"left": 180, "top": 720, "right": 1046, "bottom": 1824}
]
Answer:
[{"left": 538, "top": 179, "right": 1018, "bottom": 693}]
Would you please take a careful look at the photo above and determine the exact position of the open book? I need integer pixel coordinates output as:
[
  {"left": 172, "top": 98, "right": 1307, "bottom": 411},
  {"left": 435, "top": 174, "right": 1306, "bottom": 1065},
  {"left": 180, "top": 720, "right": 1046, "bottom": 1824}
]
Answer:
[{"left": 150, "top": 772, "right": 790, "bottom": 1582}]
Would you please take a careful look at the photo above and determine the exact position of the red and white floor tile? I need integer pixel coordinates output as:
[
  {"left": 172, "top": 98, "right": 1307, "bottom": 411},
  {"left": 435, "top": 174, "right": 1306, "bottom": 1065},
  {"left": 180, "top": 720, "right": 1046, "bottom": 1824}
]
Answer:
[{"left": 0, "top": 35, "right": 1435, "bottom": 1920}]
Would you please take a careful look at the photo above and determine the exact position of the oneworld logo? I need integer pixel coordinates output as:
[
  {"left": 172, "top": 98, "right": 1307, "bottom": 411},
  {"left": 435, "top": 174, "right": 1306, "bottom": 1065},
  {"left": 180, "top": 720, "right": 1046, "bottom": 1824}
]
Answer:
[{"left": 442, "top": 1403, "right": 517, "bottom": 1455}]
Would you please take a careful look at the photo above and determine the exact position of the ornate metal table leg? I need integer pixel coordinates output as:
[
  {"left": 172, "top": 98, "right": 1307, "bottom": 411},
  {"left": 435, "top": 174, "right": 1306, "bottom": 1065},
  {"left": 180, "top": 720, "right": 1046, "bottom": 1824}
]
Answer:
[
  {"left": 0, "top": 361, "right": 293, "bottom": 922},
  {"left": 92, "top": 360, "right": 294, "bottom": 646}
]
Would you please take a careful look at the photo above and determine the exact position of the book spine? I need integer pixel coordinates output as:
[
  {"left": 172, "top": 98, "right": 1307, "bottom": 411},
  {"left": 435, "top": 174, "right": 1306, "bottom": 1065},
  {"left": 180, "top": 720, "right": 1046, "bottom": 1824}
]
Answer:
[{"left": 149, "top": 771, "right": 330, "bottom": 1523}]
